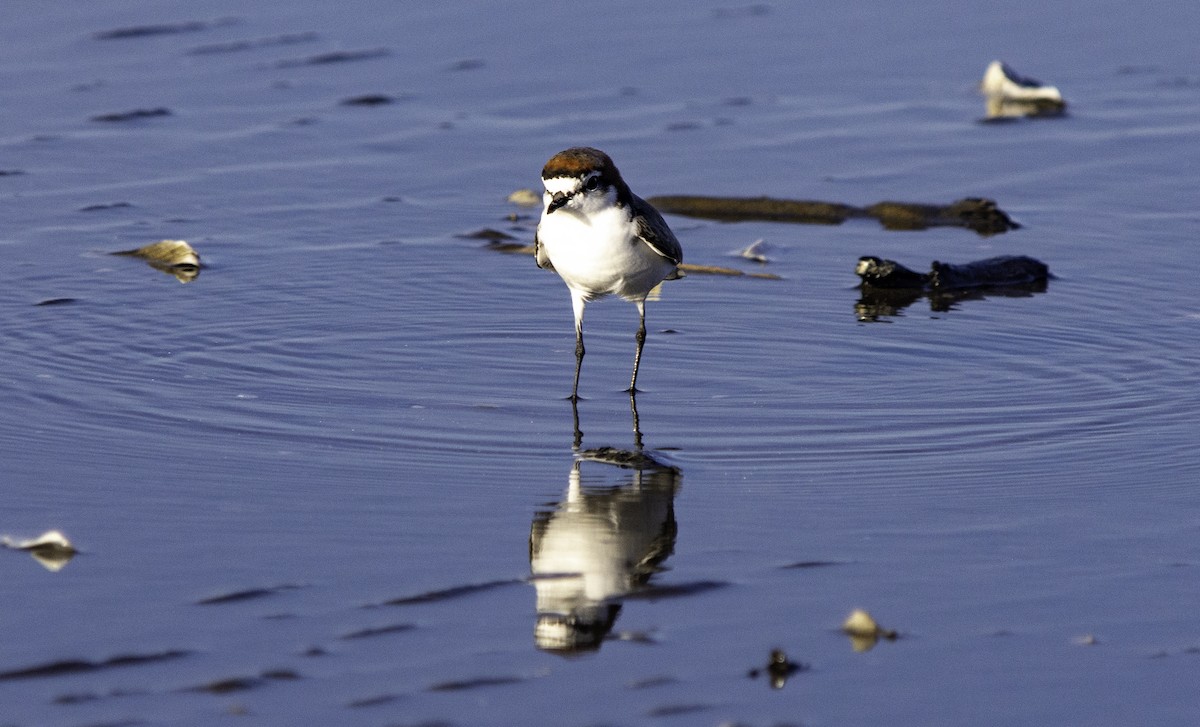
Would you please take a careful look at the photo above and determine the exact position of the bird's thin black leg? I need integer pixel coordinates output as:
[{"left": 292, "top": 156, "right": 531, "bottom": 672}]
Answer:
[
  {"left": 569, "top": 294, "right": 586, "bottom": 402},
  {"left": 629, "top": 390, "right": 643, "bottom": 451},
  {"left": 571, "top": 325, "right": 584, "bottom": 402},
  {"left": 571, "top": 394, "right": 583, "bottom": 450},
  {"left": 628, "top": 301, "right": 647, "bottom": 394}
]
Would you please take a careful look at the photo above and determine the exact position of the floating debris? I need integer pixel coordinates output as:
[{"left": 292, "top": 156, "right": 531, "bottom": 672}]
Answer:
[
  {"left": 1074, "top": 633, "right": 1100, "bottom": 646},
  {"left": 0, "top": 169, "right": 25, "bottom": 176},
  {"left": 90, "top": 108, "right": 172, "bottom": 122},
  {"left": 34, "top": 298, "right": 78, "bottom": 307},
  {"left": 112, "top": 239, "right": 201, "bottom": 283},
  {"left": 735, "top": 238, "right": 771, "bottom": 263},
  {"left": 842, "top": 609, "right": 898, "bottom": 652},
  {"left": 1, "top": 530, "right": 77, "bottom": 572},
  {"left": 648, "top": 195, "right": 1019, "bottom": 236},
  {"left": 856, "top": 255, "right": 1051, "bottom": 291},
  {"left": 507, "top": 188, "right": 541, "bottom": 207},
  {"left": 747, "top": 648, "right": 805, "bottom": 689},
  {"left": 980, "top": 60, "right": 1067, "bottom": 120}
]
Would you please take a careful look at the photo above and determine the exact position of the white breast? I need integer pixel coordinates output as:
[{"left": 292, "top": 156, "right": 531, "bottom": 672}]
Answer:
[{"left": 538, "top": 204, "right": 674, "bottom": 302}]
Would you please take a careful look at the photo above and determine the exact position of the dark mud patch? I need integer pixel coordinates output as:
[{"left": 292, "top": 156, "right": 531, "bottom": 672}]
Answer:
[{"left": 647, "top": 195, "right": 1019, "bottom": 236}]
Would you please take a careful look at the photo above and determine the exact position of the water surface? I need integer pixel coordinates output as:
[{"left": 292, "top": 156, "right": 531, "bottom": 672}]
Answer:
[{"left": 2, "top": 1, "right": 1199, "bottom": 725}]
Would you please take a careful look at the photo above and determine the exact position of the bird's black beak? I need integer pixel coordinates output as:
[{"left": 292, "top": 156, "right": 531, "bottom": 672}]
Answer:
[{"left": 547, "top": 191, "right": 571, "bottom": 214}]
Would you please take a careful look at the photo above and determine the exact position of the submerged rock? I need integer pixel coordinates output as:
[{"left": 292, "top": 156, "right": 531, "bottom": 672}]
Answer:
[{"left": 856, "top": 255, "right": 1050, "bottom": 290}]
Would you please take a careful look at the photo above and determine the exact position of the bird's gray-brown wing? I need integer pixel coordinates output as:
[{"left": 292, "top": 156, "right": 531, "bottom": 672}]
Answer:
[
  {"left": 631, "top": 194, "right": 683, "bottom": 266},
  {"left": 533, "top": 229, "right": 555, "bottom": 271}
]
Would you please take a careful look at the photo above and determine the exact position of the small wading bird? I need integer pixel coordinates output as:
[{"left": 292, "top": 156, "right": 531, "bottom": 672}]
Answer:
[{"left": 534, "top": 147, "right": 683, "bottom": 400}]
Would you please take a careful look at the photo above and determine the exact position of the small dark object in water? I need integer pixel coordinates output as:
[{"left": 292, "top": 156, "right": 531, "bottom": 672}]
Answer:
[
  {"left": 747, "top": 648, "right": 805, "bottom": 689},
  {"left": 90, "top": 108, "right": 172, "bottom": 122},
  {"left": 0, "top": 169, "right": 24, "bottom": 176},
  {"left": 856, "top": 255, "right": 1050, "bottom": 291},
  {"left": 35, "top": 298, "right": 78, "bottom": 307},
  {"left": 341, "top": 94, "right": 395, "bottom": 106}
]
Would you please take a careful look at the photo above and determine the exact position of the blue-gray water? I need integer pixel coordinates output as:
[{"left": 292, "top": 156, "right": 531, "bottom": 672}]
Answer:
[{"left": 2, "top": 1, "right": 1199, "bottom": 725}]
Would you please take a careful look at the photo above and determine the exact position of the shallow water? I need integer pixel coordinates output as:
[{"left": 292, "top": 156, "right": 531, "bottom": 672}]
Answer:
[{"left": 3, "top": 1, "right": 1199, "bottom": 725}]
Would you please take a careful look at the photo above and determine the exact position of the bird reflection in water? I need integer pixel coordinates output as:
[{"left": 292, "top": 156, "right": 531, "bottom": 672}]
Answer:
[{"left": 529, "top": 396, "right": 681, "bottom": 653}]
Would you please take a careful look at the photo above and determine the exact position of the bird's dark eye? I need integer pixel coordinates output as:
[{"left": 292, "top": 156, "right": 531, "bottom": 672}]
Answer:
[{"left": 583, "top": 176, "right": 600, "bottom": 191}]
